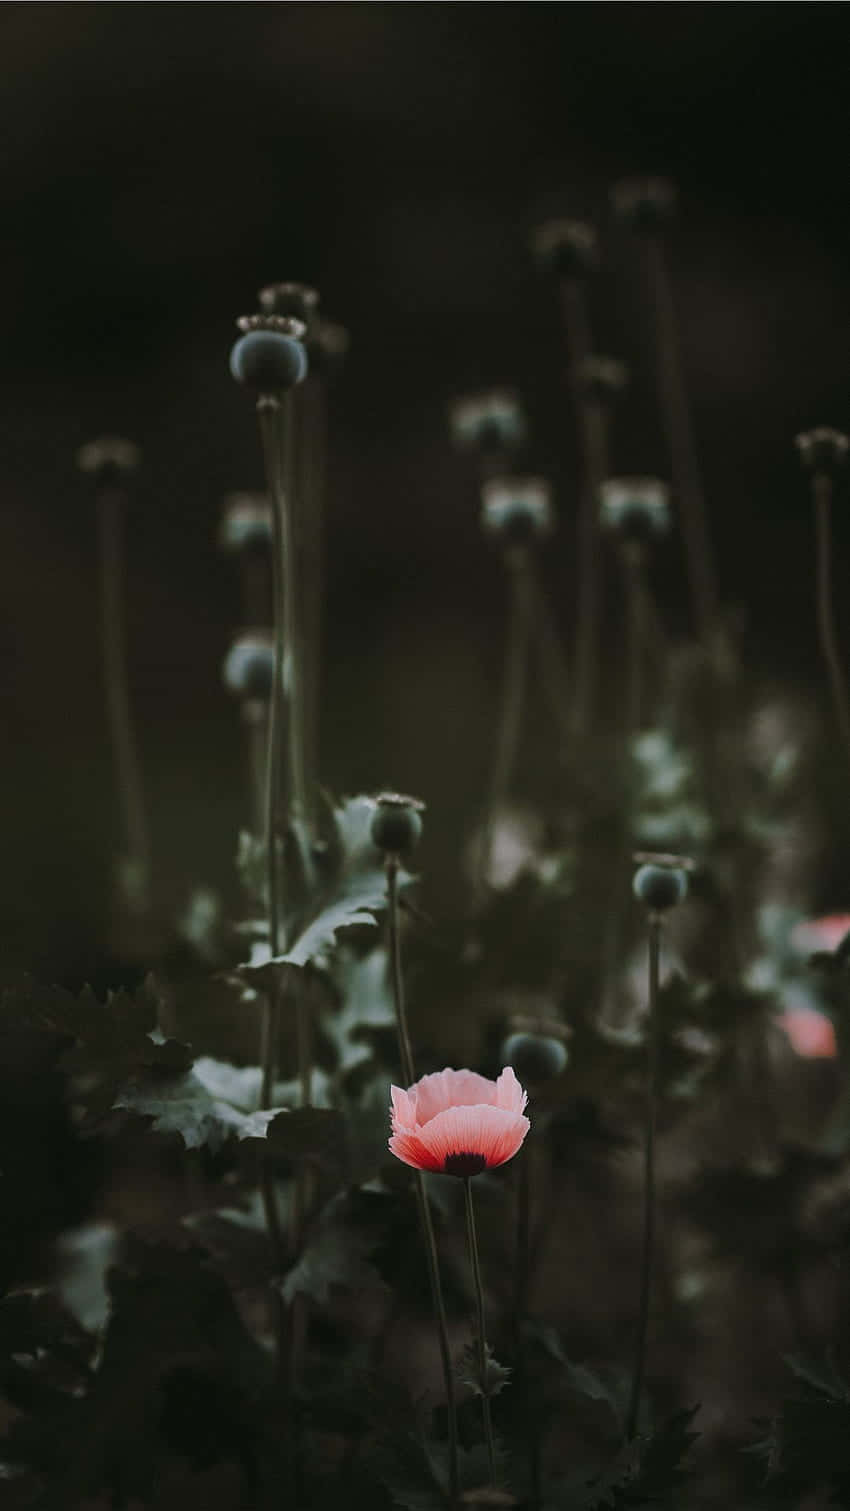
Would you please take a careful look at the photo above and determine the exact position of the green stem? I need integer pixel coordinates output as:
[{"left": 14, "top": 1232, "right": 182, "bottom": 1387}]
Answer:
[
  {"left": 464, "top": 1178, "right": 497, "bottom": 1486},
  {"left": 646, "top": 235, "right": 717, "bottom": 648},
  {"left": 387, "top": 863, "right": 458, "bottom": 1505},
  {"left": 814, "top": 472, "right": 850, "bottom": 769},
  {"left": 623, "top": 543, "right": 648, "bottom": 736},
  {"left": 481, "top": 550, "right": 533, "bottom": 888},
  {"left": 97, "top": 484, "right": 151, "bottom": 912},
  {"left": 243, "top": 699, "right": 268, "bottom": 841},
  {"left": 514, "top": 1150, "right": 541, "bottom": 1508},
  {"left": 256, "top": 401, "right": 287, "bottom": 1396},
  {"left": 387, "top": 859, "right": 415, "bottom": 1086},
  {"left": 627, "top": 913, "right": 661, "bottom": 1440},
  {"left": 275, "top": 389, "right": 313, "bottom": 843}
]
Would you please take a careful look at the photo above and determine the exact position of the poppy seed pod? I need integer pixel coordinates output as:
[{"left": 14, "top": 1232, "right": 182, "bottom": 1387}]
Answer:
[
  {"left": 218, "top": 493, "right": 272, "bottom": 553},
  {"left": 223, "top": 630, "right": 275, "bottom": 701},
  {"left": 633, "top": 862, "right": 688, "bottom": 913},
  {"left": 449, "top": 390, "right": 526, "bottom": 455},
  {"left": 611, "top": 176, "right": 677, "bottom": 232},
  {"left": 502, "top": 1031, "right": 568, "bottom": 1084},
  {"left": 575, "top": 355, "right": 629, "bottom": 408},
  {"left": 371, "top": 792, "right": 425, "bottom": 857},
  {"left": 795, "top": 427, "right": 849, "bottom": 478},
  {"left": 257, "top": 281, "right": 320, "bottom": 325},
  {"left": 230, "top": 315, "right": 308, "bottom": 392},
  {"left": 481, "top": 476, "right": 554, "bottom": 545},
  {"left": 77, "top": 436, "right": 140, "bottom": 485},
  {"left": 600, "top": 477, "right": 671, "bottom": 539},
  {"left": 531, "top": 218, "right": 598, "bottom": 279}
]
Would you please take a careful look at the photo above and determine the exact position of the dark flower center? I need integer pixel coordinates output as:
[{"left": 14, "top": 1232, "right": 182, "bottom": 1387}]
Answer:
[{"left": 443, "top": 1151, "right": 487, "bottom": 1178}]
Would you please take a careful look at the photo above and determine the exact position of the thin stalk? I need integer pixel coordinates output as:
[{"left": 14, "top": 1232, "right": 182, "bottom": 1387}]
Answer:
[
  {"left": 97, "top": 485, "right": 151, "bottom": 912},
  {"left": 257, "top": 399, "right": 286, "bottom": 1110},
  {"left": 255, "top": 401, "right": 288, "bottom": 1397},
  {"left": 464, "top": 1178, "right": 497, "bottom": 1487},
  {"left": 387, "top": 859, "right": 415, "bottom": 1086},
  {"left": 622, "top": 544, "right": 648, "bottom": 735},
  {"left": 526, "top": 562, "right": 572, "bottom": 752},
  {"left": 387, "top": 861, "right": 459, "bottom": 1505},
  {"left": 813, "top": 472, "right": 850, "bottom": 768},
  {"left": 627, "top": 913, "right": 661, "bottom": 1440},
  {"left": 645, "top": 236, "right": 717, "bottom": 647},
  {"left": 275, "top": 390, "right": 312, "bottom": 835},
  {"left": 482, "top": 551, "right": 534, "bottom": 887},
  {"left": 571, "top": 400, "right": 610, "bottom": 737},
  {"left": 301, "top": 376, "right": 327, "bottom": 814},
  {"left": 514, "top": 1149, "right": 541, "bottom": 1509},
  {"left": 243, "top": 699, "right": 268, "bottom": 836}
]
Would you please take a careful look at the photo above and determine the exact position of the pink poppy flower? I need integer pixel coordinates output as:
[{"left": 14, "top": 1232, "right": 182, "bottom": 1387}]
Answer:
[
  {"left": 791, "top": 913, "right": 850, "bottom": 956},
  {"left": 778, "top": 1006, "right": 838, "bottom": 1060},
  {"left": 389, "top": 1066, "right": 530, "bottom": 1177}
]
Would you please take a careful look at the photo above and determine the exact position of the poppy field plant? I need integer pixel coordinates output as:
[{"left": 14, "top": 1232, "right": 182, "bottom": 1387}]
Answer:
[
  {"left": 388, "top": 1066, "right": 530, "bottom": 1176},
  {"left": 9, "top": 154, "right": 850, "bottom": 1511}
]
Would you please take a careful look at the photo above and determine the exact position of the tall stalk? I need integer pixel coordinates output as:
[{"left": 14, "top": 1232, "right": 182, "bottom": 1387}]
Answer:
[
  {"left": 97, "top": 482, "right": 151, "bottom": 916},
  {"left": 813, "top": 471, "right": 850, "bottom": 768},
  {"left": 644, "top": 236, "right": 717, "bottom": 650},
  {"left": 627, "top": 912, "right": 661, "bottom": 1440},
  {"left": 464, "top": 1178, "right": 497, "bottom": 1486},
  {"left": 482, "top": 550, "right": 534, "bottom": 886},
  {"left": 386, "top": 858, "right": 459, "bottom": 1505}
]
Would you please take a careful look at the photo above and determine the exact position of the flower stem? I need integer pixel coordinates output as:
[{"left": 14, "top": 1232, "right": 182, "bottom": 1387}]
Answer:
[
  {"left": 255, "top": 399, "right": 289, "bottom": 1403},
  {"left": 257, "top": 399, "right": 285, "bottom": 1111},
  {"left": 571, "top": 398, "right": 609, "bottom": 738},
  {"left": 386, "top": 861, "right": 458, "bottom": 1505},
  {"left": 627, "top": 912, "right": 661, "bottom": 1440},
  {"left": 813, "top": 472, "right": 850, "bottom": 768},
  {"left": 481, "top": 549, "right": 533, "bottom": 887},
  {"left": 464, "top": 1177, "right": 497, "bottom": 1486},
  {"left": 622, "top": 542, "right": 649, "bottom": 735},
  {"left": 645, "top": 236, "right": 717, "bottom": 649},
  {"left": 514, "top": 1148, "right": 541, "bottom": 1508},
  {"left": 97, "top": 482, "right": 151, "bottom": 915},
  {"left": 387, "top": 859, "right": 415, "bottom": 1086}
]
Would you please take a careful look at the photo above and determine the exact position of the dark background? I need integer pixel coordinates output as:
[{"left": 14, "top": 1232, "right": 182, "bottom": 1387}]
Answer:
[{"left": 3, "top": 3, "right": 850, "bottom": 979}]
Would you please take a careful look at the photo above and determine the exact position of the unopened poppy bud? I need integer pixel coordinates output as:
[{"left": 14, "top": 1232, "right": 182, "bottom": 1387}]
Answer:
[
  {"left": 611, "top": 176, "right": 677, "bottom": 231},
  {"left": 230, "top": 315, "right": 308, "bottom": 392},
  {"left": 371, "top": 792, "right": 425, "bottom": 857},
  {"left": 481, "top": 476, "right": 553, "bottom": 545},
  {"left": 531, "top": 218, "right": 597, "bottom": 279},
  {"left": 502, "top": 1031, "right": 568, "bottom": 1084},
  {"left": 223, "top": 630, "right": 274, "bottom": 701},
  {"left": 77, "top": 436, "right": 140, "bottom": 485},
  {"left": 600, "top": 477, "right": 671, "bottom": 539},
  {"left": 449, "top": 390, "right": 526, "bottom": 455},
  {"left": 575, "top": 355, "right": 629, "bottom": 407},
  {"left": 218, "top": 492, "right": 272, "bottom": 553},
  {"left": 633, "top": 862, "right": 688, "bottom": 913},
  {"left": 257, "top": 281, "right": 320, "bottom": 325},
  {"left": 795, "top": 427, "right": 849, "bottom": 477}
]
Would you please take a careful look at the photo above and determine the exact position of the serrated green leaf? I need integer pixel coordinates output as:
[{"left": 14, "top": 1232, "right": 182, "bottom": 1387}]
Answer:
[
  {"left": 458, "top": 1340, "right": 512, "bottom": 1399},
  {"left": 784, "top": 1352, "right": 850, "bottom": 1402},
  {"left": 113, "top": 1070, "right": 280, "bottom": 1150}
]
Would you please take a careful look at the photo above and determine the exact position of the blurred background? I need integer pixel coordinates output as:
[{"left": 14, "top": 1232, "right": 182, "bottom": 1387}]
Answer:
[{"left": 3, "top": 3, "right": 850, "bottom": 980}]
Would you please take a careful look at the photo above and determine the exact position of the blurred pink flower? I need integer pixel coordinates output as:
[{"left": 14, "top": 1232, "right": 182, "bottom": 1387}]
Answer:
[
  {"left": 778, "top": 1006, "right": 837, "bottom": 1060},
  {"left": 791, "top": 913, "right": 850, "bottom": 956},
  {"left": 389, "top": 1066, "right": 530, "bottom": 1177}
]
